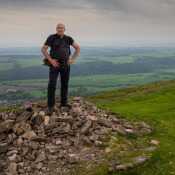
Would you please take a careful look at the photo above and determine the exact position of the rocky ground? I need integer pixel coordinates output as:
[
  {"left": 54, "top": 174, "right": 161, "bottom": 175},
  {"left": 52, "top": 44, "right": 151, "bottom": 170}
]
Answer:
[{"left": 0, "top": 96, "right": 159, "bottom": 175}]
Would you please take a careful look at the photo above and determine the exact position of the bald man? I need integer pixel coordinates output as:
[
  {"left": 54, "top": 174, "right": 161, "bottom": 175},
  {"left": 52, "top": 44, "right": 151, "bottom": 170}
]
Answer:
[{"left": 41, "top": 23, "right": 80, "bottom": 115}]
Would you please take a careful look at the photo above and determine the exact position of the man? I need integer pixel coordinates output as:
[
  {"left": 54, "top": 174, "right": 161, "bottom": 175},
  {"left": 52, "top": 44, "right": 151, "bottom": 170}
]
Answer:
[{"left": 41, "top": 22, "right": 80, "bottom": 115}]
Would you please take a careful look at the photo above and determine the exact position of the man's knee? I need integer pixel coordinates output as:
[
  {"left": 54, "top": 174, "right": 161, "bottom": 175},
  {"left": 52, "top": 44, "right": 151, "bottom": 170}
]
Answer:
[{"left": 48, "top": 80, "right": 57, "bottom": 89}]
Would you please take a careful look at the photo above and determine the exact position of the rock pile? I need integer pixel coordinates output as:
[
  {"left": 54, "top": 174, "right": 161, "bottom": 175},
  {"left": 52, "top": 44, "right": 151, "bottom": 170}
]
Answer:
[{"left": 0, "top": 96, "right": 158, "bottom": 175}]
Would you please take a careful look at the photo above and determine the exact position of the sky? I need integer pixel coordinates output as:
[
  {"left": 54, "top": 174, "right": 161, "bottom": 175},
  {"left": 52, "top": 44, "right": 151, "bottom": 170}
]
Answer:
[{"left": 0, "top": 0, "right": 175, "bottom": 47}]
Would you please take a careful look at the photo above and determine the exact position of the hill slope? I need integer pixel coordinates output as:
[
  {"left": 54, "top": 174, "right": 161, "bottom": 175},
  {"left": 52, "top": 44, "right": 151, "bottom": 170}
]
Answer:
[{"left": 87, "top": 79, "right": 175, "bottom": 175}]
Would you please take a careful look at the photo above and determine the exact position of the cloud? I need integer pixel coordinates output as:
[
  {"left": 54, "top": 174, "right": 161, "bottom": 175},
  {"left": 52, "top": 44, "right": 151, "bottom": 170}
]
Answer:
[
  {"left": 0, "top": 0, "right": 175, "bottom": 47},
  {"left": 1, "top": 0, "right": 175, "bottom": 18},
  {"left": 1, "top": 0, "right": 175, "bottom": 25}
]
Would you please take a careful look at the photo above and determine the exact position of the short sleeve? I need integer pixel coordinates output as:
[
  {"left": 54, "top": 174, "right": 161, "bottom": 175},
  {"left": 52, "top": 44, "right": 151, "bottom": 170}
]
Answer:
[
  {"left": 44, "top": 35, "right": 53, "bottom": 47},
  {"left": 68, "top": 36, "right": 74, "bottom": 45}
]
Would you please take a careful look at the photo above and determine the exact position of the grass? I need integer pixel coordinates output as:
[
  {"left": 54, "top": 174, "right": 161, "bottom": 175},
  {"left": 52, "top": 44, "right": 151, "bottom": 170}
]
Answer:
[{"left": 86, "top": 79, "right": 175, "bottom": 175}]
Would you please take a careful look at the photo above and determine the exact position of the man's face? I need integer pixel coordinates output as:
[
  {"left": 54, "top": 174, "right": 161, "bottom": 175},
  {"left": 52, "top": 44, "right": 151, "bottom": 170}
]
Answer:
[{"left": 56, "top": 24, "right": 65, "bottom": 36}]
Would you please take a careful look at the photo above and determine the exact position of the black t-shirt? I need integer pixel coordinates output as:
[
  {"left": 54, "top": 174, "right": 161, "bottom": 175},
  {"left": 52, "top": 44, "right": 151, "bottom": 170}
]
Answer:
[{"left": 44, "top": 33, "right": 74, "bottom": 63}]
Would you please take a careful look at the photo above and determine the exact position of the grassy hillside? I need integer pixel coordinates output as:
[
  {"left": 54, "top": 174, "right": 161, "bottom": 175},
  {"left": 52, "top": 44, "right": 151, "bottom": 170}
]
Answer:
[{"left": 86, "top": 79, "right": 175, "bottom": 175}]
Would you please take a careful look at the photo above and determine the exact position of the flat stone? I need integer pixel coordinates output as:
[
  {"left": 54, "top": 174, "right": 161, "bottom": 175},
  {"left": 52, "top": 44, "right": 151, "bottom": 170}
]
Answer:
[
  {"left": 22, "top": 130, "right": 37, "bottom": 140},
  {"left": 0, "top": 143, "right": 8, "bottom": 154},
  {"left": 115, "top": 163, "right": 134, "bottom": 171},
  {"left": 133, "top": 156, "right": 149, "bottom": 165},
  {"left": 80, "top": 120, "right": 92, "bottom": 134},
  {"left": 35, "top": 151, "right": 46, "bottom": 163},
  {"left": 8, "top": 162, "right": 17, "bottom": 175},
  {"left": 115, "top": 125, "right": 127, "bottom": 135},
  {"left": 13, "top": 122, "right": 31, "bottom": 135},
  {"left": 72, "top": 96, "right": 82, "bottom": 101},
  {"left": 150, "top": 139, "right": 160, "bottom": 145},
  {"left": 44, "top": 116, "right": 50, "bottom": 125},
  {"left": 0, "top": 120, "right": 14, "bottom": 133}
]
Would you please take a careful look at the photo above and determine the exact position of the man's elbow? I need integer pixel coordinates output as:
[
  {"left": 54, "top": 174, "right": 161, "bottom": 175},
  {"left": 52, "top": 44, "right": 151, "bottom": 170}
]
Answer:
[
  {"left": 41, "top": 46, "right": 47, "bottom": 55},
  {"left": 41, "top": 46, "right": 44, "bottom": 54},
  {"left": 76, "top": 44, "right": 81, "bottom": 54}
]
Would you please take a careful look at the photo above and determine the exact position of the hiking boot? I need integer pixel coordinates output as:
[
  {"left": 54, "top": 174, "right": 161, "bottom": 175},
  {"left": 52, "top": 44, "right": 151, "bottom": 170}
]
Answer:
[{"left": 46, "top": 106, "right": 54, "bottom": 115}]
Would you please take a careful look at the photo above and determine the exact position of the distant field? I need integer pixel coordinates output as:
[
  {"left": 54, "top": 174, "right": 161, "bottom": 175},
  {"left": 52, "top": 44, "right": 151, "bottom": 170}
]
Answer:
[{"left": 1, "top": 46, "right": 175, "bottom": 103}]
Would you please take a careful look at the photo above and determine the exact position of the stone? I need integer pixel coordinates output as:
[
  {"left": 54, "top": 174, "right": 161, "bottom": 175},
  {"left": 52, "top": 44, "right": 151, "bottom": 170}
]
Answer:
[
  {"left": 97, "top": 118, "right": 111, "bottom": 127},
  {"left": 16, "top": 137, "right": 23, "bottom": 146},
  {"left": 46, "top": 144, "right": 58, "bottom": 154},
  {"left": 139, "top": 121, "right": 151, "bottom": 129},
  {"left": 68, "top": 153, "right": 80, "bottom": 163},
  {"left": 80, "top": 120, "right": 92, "bottom": 134},
  {"left": 0, "top": 143, "right": 8, "bottom": 154},
  {"left": 115, "top": 125, "right": 127, "bottom": 135},
  {"left": 31, "top": 136, "right": 47, "bottom": 142},
  {"left": 22, "top": 130, "right": 37, "bottom": 140},
  {"left": 105, "top": 147, "right": 112, "bottom": 153},
  {"left": 35, "top": 151, "right": 46, "bottom": 163},
  {"left": 39, "top": 111, "right": 45, "bottom": 116},
  {"left": 7, "top": 149, "right": 18, "bottom": 156},
  {"left": 72, "top": 96, "right": 82, "bottom": 101},
  {"left": 55, "top": 139, "right": 62, "bottom": 145},
  {"left": 125, "top": 128, "right": 135, "bottom": 134},
  {"left": 31, "top": 114, "right": 44, "bottom": 125},
  {"left": 30, "top": 142, "right": 39, "bottom": 150},
  {"left": 8, "top": 162, "right": 17, "bottom": 175},
  {"left": 94, "top": 140, "right": 103, "bottom": 146},
  {"left": 16, "top": 111, "right": 33, "bottom": 122},
  {"left": 13, "top": 122, "right": 31, "bottom": 135},
  {"left": 133, "top": 156, "right": 148, "bottom": 165},
  {"left": 87, "top": 115, "right": 97, "bottom": 121},
  {"left": 115, "top": 163, "right": 134, "bottom": 171},
  {"left": 72, "top": 106, "right": 82, "bottom": 114},
  {"left": 44, "top": 116, "right": 50, "bottom": 125},
  {"left": 8, "top": 153, "right": 17, "bottom": 162},
  {"left": 0, "top": 120, "right": 14, "bottom": 133},
  {"left": 150, "top": 139, "right": 160, "bottom": 145},
  {"left": 36, "top": 162, "right": 43, "bottom": 170}
]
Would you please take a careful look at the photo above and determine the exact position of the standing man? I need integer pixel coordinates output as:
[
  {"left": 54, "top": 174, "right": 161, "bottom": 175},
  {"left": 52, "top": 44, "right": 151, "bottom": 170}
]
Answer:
[{"left": 41, "top": 22, "right": 80, "bottom": 115}]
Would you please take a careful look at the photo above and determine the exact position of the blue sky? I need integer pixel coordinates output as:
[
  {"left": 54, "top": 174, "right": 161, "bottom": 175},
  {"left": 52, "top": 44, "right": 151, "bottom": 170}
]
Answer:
[{"left": 0, "top": 0, "right": 175, "bottom": 47}]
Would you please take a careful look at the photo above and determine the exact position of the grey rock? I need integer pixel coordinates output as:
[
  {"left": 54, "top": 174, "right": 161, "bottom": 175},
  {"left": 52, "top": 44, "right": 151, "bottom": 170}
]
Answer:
[
  {"left": 80, "top": 120, "right": 92, "bottom": 134},
  {"left": 0, "top": 143, "right": 9, "bottom": 154},
  {"left": 0, "top": 120, "right": 14, "bottom": 133},
  {"left": 8, "top": 162, "right": 17, "bottom": 175},
  {"left": 35, "top": 151, "right": 46, "bottom": 163}
]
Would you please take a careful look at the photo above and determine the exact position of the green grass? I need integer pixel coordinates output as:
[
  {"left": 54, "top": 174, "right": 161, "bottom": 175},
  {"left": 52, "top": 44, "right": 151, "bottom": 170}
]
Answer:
[{"left": 86, "top": 79, "right": 175, "bottom": 175}]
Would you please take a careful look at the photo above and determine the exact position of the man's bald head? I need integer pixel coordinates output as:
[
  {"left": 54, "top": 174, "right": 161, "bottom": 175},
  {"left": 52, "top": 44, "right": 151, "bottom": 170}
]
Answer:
[{"left": 56, "top": 23, "right": 66, "bottom": 36}]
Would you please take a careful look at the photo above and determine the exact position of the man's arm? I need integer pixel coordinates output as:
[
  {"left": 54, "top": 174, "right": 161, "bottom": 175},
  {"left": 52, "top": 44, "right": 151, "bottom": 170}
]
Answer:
[
  {"left": 69, "top": 41, "right": 80, "bottom": 62},
  {"left": 41, "top": 45, "right": 59, "bottom": 67},
  {"left": 41, "top": 45, "right": 52, "bottom": 62}
]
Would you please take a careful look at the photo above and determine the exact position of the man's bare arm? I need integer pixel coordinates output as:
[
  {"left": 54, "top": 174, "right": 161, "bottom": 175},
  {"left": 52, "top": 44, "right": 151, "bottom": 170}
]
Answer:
[
  {"left": 41, "top": 45, "right": 53, "bottom": 62},
  {"left": 70, "top": 42, "right": 80, "bottom": 61},
  {"left": 41, "top": 45, "right": 59, "bottom": 67}
]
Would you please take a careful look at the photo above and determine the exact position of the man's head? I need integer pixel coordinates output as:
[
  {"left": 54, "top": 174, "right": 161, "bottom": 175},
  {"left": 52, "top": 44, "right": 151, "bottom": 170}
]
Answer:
[{"left": 56, "top": 23, "right": 65, "bottom": 36}]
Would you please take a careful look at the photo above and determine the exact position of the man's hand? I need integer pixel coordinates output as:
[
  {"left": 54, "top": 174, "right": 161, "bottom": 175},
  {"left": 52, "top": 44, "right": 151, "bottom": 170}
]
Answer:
[
  {"left": 50, "top": 59, "right": 60, "bottom": 68},
  {"left": 68, "top": 56, "right": 76, "bottom": 65}
]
